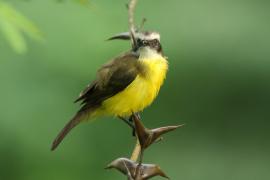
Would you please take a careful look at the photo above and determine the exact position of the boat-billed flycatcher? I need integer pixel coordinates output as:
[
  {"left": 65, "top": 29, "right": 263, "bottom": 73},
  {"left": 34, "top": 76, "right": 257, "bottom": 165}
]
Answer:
[{"left": 51, "top": 31, "right": 168, "bottom": 151}]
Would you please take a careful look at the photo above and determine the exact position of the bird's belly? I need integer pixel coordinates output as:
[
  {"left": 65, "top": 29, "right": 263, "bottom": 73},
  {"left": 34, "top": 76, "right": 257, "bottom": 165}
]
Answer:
[
  {"left": 100, "top": 58, "right": 168, "bottom": 117},
  {"left": 102, "top": 76, "right": 158, "bottom": 116}
]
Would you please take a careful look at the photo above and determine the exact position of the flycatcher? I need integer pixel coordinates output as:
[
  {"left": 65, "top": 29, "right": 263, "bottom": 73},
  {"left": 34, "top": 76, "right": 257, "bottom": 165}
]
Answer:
[{"left": 51, "top": 31, "right": 168, "bottom": 151}]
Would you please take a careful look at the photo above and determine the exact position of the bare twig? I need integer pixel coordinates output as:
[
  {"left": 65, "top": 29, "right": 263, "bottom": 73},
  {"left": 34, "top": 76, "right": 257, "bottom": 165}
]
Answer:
[
  {"left": 128, "top": 0, "right": 138, "bottom": 49},
  {"left": 106, "top": 158, "right": 169, "bottom": 180},
  {"left": 132, "top": 113, "right": 184, "bottom": 179},
  {"left": 105, "top": 1, "right": 183, "bottom": 179},
  {"left": 134, "top": 150, "right": 144, "bottom": 179},
  {"left": 130, "top": 139, "right": 141, "bottom": 161},
  {"left": 139, "top": 18, "right": 147, "bottom": 31},
  {"left": 133, "top": 113, "right": 184, "bottom": 150}
]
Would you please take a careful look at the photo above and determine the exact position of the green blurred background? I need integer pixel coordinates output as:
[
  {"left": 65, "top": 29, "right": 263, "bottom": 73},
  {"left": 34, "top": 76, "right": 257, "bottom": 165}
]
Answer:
[{"left": 0, "top": 0, "right": 270, "bottom": 180}]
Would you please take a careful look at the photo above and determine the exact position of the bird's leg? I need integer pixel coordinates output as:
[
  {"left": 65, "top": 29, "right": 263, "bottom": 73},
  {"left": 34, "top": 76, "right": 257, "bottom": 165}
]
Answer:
[{"left": 118, "top": 116, "right": 136, "bottom": 136}]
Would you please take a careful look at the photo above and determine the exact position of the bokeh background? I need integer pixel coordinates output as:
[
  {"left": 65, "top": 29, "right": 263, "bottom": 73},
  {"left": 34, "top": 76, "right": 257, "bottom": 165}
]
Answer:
[{"left": 0, "top": 0, "right": 270, "bottom": 180}]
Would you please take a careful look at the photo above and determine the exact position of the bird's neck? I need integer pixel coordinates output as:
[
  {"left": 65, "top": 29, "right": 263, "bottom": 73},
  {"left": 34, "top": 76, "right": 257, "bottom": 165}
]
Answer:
[
  {"left": 137, "top": 47, "right": 168, "bottom": 80},
  {"left": 138, "top": 47, "right": 164, "bottom": 60}
]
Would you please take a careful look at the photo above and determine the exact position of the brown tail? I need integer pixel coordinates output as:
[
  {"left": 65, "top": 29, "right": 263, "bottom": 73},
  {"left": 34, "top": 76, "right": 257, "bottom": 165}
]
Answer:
[{"left": 51, "top": 112, "right": 85, "bottom": 151}]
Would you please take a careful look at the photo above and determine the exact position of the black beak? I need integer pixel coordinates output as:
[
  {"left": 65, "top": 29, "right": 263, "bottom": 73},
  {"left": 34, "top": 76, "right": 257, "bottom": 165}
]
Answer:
[{"left": 107, "top": 32, "right": 131, "bottom": 41}]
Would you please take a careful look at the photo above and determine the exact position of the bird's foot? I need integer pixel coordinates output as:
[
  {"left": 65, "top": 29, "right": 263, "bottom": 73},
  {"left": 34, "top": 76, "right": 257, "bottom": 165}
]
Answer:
[{"left": 118, "top": 116, "right": 136, "bottom": 136}]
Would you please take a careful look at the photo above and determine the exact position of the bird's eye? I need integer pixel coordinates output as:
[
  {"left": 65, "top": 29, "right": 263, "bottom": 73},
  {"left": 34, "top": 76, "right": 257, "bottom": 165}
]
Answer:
[
  {"left": 142, "top": 40, "right": 147, "bottom": 45},
  {"left": 137, "top": 39, "right": 148, "bottom": 47}
]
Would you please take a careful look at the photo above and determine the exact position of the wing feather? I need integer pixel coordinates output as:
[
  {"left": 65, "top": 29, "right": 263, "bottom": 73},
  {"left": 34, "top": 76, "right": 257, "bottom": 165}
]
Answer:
[
  {"left": 51, "top": 52, "right": 141, "bottom": 150},
  {"left": 76, "top": 52, "right": 141, "bottom": 112}
]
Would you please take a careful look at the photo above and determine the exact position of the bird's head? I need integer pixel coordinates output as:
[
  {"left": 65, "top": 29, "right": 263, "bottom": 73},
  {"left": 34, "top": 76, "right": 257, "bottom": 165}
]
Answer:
[{"left": 108, "top": 31, "right": 162, "bottom": 54}]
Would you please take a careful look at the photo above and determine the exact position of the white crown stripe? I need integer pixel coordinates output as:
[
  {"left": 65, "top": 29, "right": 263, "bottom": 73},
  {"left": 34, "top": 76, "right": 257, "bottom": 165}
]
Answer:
[{"left": 136, "top": 32, "right": 160, "bottom": 41}]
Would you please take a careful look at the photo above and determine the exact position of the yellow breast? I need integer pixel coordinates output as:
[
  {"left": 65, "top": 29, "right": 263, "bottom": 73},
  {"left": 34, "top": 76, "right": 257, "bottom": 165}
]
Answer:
[{"left": 100, "top": 56, "right": 168, "bottom": 117}]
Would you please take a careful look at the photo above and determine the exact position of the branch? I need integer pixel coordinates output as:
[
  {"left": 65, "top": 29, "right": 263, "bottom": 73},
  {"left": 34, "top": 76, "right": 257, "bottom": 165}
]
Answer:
[
  {"left": 130, "top": 139, "right": 141, "bottom": 161},
  {"left": 128, "top": 0, "right": 138, "bottom": 49},
  {"left": 105, "top": 1, "right": 184, "bottom": 179}
]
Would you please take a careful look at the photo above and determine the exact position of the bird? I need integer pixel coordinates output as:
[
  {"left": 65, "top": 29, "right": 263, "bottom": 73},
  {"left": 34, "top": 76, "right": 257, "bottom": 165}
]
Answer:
[{"left": 51, "top": 31, "right": 168, "bottom": 151}]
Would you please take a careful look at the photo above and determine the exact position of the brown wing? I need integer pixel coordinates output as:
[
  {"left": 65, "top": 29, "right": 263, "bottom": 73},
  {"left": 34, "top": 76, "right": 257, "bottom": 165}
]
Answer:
[
  {"left": 51, "top": 52, "right": 141, "bottom": 151},
  {"left": 75, "top": 52, "right": 141, "bottom": 112}
]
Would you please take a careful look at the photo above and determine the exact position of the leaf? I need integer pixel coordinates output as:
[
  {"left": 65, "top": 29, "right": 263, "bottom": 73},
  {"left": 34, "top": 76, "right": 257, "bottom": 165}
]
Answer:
[
  {"left": 0, "top": 14, "right": 26, "bottom": 54},
  {"left": 0, "top": 1, "right": 43, "bottom": 54}
]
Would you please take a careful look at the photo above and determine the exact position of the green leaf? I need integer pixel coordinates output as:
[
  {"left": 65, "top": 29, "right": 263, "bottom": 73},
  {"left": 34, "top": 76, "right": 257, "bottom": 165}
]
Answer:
[
  {"left": 0, "top": 13, "right": 26, "bottom": 54},
  {"left": 0, "top": 1, "right": 43, "bottom": 54}
]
